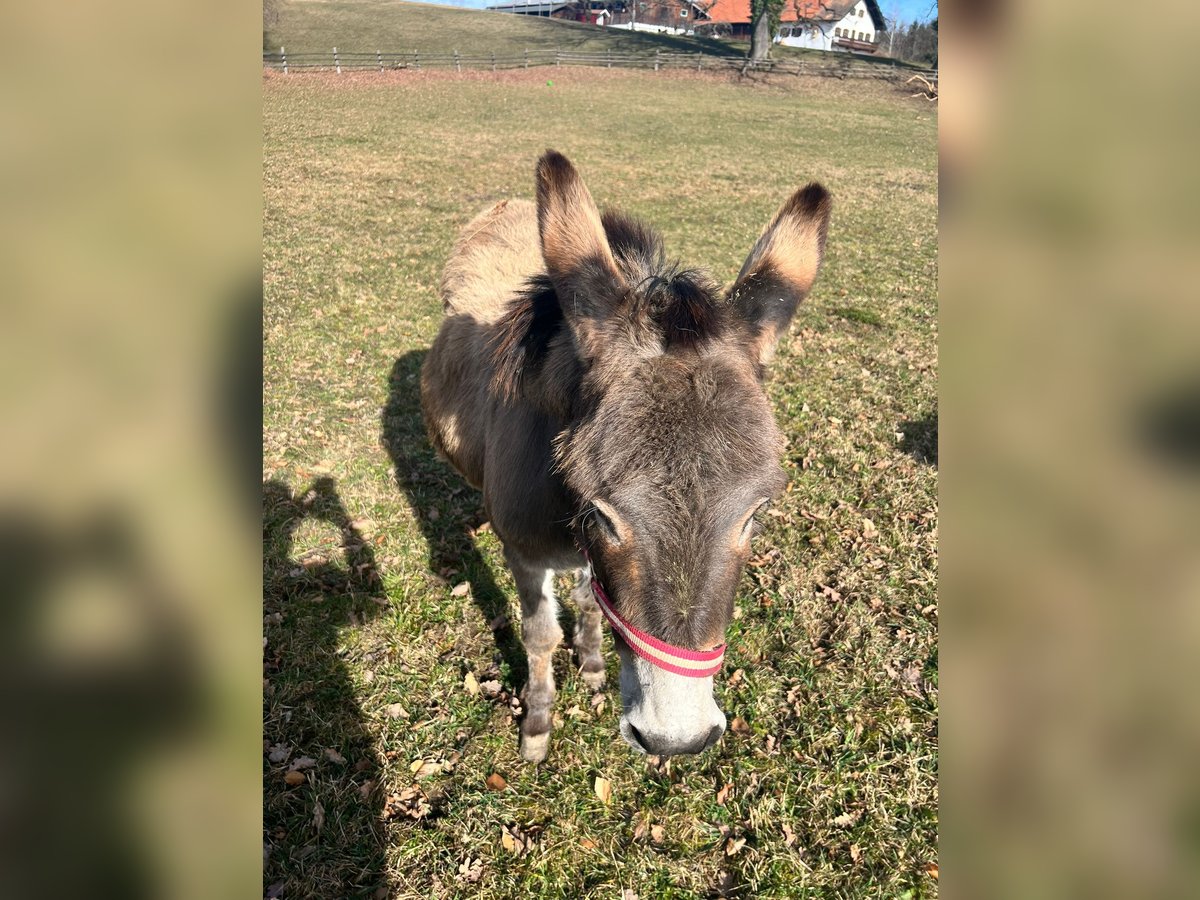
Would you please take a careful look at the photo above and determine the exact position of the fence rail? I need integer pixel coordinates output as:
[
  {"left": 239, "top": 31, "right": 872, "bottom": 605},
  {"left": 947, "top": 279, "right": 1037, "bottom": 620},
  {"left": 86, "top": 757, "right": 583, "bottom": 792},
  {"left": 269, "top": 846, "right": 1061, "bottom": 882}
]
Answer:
[{"left": 264, "top": 46, "right": 932, "bottom": 82}]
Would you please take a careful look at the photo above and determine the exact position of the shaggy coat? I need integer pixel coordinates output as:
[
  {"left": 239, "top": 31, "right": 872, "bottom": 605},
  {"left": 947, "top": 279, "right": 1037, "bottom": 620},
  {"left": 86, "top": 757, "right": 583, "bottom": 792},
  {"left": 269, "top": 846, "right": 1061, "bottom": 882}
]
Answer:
[{"left": 421, "top": 151, "right": 830, "bottom": 760}]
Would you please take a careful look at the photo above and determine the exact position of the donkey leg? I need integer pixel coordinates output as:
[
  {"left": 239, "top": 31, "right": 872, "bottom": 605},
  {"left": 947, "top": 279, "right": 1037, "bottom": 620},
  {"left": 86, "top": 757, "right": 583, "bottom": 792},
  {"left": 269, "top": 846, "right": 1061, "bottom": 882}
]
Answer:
[
  {"left": 508, "top": 552, "right": 563, "bottom": 763},
  {"left": 571, "top": 568, "right": 606, "bottom": 691}
]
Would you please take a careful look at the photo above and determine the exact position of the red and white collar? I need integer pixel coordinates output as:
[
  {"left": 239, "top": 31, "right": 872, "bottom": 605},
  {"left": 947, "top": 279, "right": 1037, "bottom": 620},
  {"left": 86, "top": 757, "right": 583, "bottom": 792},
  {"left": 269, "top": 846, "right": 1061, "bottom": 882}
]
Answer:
[{"left": 587, "top": 562, "right": 725, "bottom": 679}]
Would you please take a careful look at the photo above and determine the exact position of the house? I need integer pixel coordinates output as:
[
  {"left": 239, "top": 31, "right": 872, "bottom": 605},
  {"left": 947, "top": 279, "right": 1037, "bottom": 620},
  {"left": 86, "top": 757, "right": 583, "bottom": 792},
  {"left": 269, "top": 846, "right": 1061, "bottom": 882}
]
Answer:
[
  {"left": 607, "top": 0, "right": 712, "bottom": 35},
  {"left": 699, "top": 0, "right": 885, "bottom": 53}
]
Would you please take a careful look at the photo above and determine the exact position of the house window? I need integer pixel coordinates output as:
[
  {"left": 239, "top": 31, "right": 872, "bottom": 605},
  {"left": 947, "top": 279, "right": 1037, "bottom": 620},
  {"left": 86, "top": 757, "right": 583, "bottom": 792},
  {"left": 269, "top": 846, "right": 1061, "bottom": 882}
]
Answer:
[
  {"left": 858, "top": 7, "right": 864, "bottom": 15},
  {"left": 680, "top": 7, "right": 687, "bottom": 16}
]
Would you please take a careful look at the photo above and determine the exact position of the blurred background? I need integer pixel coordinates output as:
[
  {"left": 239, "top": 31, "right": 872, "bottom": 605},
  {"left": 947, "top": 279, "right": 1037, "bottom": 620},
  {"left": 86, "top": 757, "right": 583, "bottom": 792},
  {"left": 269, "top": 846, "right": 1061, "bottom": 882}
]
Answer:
[
  {"left": 942, "top": 0, "right": 1200, "bottom": 896},
  {"left": 3, "top": 0, "right": 1199, "bottom": 894},
  {"left": 0, "top": 0, "right": 260, "bottom": 896}
]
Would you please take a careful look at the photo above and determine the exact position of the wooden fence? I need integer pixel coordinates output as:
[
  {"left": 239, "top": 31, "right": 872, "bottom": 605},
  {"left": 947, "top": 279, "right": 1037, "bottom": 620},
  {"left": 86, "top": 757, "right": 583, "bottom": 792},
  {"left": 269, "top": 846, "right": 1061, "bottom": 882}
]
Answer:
[{"left": 262, "top": 46, "right": 931, "bottom": 83}]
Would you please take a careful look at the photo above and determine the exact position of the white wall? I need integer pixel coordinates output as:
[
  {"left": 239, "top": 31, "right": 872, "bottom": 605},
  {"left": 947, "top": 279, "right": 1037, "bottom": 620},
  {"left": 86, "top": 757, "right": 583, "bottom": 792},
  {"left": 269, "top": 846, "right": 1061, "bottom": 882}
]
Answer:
[
  {"left": 608, "top": 21, "right": 695, "bottom": 35},
  {"left": 778, "top": 0, "right": 877, "bottom": 49},
  {"left": 776, "top": 22, "right": 833, "bottom": 50},
  {"left": 833, "top": 0, "right": 876, "bottom": 43}
]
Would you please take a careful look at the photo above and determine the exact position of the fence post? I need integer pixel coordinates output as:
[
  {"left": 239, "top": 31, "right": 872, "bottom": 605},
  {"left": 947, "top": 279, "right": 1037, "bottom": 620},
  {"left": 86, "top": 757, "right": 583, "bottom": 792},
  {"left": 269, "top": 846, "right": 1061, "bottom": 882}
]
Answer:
[
  {"left": 281, "top": 46, "right": 288, "bottom": 75},
  {"left": 455, "top": 49, "right": 461, "bottom": 72},
  {"left": 492, "top": 51, "right": 496, "bottom": 72},
  {"left": 556, "top": 46, "right": 561, "bottom": 67},
  {"left": 524, "top": 48, "right": 529, "bottom": 69},
  {"left": 607, "top": 48, "right": 611, "bottom": 68},
  {"left": 654, "top": 48, "right": 660, "bottom": 71},
  {"left": 696, "top": 50, "right": 702, "bottom": 71},
  {"left": 334, "top": 47, "right": 341, "bottom": 74},
  {"left": 377, "top": 50, "right": 383, "bottom": 72},
  {"left": 414, "top": 49, "right": 420, "bottom": 70}
]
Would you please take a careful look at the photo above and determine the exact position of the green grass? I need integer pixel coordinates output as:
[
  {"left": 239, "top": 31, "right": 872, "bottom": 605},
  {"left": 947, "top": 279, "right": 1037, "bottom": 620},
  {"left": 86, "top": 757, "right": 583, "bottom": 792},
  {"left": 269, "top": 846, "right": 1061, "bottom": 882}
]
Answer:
[{"left": 264, "top": 68, "right": 937, "bottom": 899}]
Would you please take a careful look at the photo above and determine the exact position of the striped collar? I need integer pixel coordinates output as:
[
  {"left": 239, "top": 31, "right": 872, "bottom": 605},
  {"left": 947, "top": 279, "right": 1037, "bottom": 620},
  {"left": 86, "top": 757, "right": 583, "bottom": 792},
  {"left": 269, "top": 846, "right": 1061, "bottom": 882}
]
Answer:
[{"left": 587, "top": 563, "right": 725, "bottom": 678}]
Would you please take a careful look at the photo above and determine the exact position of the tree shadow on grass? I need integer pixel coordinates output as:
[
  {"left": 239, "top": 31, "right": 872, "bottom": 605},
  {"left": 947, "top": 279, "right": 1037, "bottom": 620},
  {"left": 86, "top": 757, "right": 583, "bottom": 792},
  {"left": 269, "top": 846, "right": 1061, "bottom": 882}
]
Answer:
[
  {"left": 381, "top": 349, "right": 528, "bottom": 692},
  {"left": 263, "top": 476, "right": 388, "bottom": 900},
  {"left": 899, "top": 411, "right": 938, "bottom": 466}
]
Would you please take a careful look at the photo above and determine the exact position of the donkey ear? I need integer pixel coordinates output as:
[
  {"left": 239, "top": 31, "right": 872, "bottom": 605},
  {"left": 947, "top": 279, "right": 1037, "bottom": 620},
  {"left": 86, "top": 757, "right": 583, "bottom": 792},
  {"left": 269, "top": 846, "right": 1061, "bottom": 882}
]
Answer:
[
  {"left": 729, "top": 183, "right": 831, "bottom": 367},
  {"left": 535, "top": 150, "right": 623, "bottom": 291}
]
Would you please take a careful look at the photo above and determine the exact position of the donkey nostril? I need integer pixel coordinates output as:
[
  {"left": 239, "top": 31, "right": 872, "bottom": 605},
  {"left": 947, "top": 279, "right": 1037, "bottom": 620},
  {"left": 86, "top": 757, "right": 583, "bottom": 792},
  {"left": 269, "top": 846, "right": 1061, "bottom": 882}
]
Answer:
[
  {"left": 703, "top": 724, "right": 724, "bottom": 751},
  {"left": 628, "top": 723, "right": 649, "bottom": 752}
]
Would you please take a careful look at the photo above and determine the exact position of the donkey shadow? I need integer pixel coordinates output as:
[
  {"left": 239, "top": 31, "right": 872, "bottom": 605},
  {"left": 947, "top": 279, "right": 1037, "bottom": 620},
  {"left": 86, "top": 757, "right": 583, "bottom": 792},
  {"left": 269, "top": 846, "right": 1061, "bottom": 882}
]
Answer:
[{"left": 381, "top": 349, "right": 530, "bottom": 690}]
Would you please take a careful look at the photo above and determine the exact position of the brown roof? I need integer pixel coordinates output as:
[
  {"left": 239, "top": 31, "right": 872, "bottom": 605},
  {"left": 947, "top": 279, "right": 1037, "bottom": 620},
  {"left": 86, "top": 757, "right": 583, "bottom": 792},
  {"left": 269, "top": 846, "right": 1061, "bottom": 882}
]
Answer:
[{"left": 701, "top": 0, "right": 883, "bottom": 28}]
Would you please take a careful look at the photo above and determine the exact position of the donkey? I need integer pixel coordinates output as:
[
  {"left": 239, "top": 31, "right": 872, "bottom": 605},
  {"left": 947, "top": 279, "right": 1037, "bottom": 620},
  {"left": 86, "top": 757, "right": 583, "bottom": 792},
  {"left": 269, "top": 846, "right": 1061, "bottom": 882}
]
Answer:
[{"left": 421, "top": 151, "right": 830, "bottom": 762}]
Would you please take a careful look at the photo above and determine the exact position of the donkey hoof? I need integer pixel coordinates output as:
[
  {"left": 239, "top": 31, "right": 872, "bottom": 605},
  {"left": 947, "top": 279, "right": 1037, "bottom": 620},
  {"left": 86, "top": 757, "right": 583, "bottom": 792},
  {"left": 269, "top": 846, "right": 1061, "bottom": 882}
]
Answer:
[
  {"left": 581, "top": 667, "right": 606, "bottom": 691},
  {"left": 520, "top": 731, "right": 550, "bottom": 763}
]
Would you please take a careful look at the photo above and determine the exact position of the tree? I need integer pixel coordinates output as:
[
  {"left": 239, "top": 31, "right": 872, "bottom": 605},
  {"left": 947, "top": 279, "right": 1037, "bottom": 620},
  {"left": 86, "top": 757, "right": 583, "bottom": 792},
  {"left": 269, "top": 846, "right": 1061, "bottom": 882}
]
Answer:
[{"left": 748, "top": 0, "right": 787, "bottom": 62}]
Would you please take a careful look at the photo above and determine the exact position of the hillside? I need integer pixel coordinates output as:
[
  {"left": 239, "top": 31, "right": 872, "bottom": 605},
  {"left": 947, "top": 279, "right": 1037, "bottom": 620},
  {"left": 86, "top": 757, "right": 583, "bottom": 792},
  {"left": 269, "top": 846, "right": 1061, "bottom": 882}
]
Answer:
[
  {"left": 262, "top": 0, "right": 927, "bottom": 71},
  {"left": 264, "top": 0, "right": 740, "bottom": 57}
]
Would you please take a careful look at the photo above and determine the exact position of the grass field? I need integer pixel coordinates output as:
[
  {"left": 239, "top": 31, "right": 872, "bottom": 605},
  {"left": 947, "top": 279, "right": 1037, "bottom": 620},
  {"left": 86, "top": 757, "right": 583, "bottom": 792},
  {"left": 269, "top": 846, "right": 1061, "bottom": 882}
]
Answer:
[
  {"left": 263, "top": 0, "right": 926, "bottom": 70},
  {"left": 264, "top": 67, "right": 937, "bottom": 898}
]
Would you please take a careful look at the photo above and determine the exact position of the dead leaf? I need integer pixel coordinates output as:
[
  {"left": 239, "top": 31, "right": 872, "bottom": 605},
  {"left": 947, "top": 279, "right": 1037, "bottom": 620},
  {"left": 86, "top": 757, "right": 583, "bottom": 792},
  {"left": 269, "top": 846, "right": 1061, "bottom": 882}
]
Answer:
[
  {"left": 409, "top": 759, "right": 441, "bottom": 778},
  {"left": 620, "top": 891, "right": 639, "bottom": 900},
  {"left": 267, "top": 743, "right": 290, "bottom": 764},
  {"left": 312, "top": 799, "right": 325, "bottom": 831},
  {"left": 323, "top": 748, "right": 347, "bottom": 765},
  {"left": 926, "top": 862, "right": 938, "bottom": 880},
  {"left": 862, "top": 518, "right": 878, "bottom": 540},
  {"left": 284, "top": 771, "right": 306, "bottom": 786},
  {"left": 725, "top": 836, "right": 747, "bottom": 856},
  {"left": 289, "top": 756, "right": 317, "bottom": 771},
  {"left": 833, "top": 810, "right": 861, "bottom": 828},
  {"left": 781, "top": 823, "right": 796, "bottom": 847},
  {"left": 479, "top": 679, "right": 503, "bottom": 698},
  {"left": 450, "top": 581, "right": 469, "bottom": 597},
  {"left": 486, "top": 773, "right": 508, "bottom": 792},
  {"left": 464, "top": 672, "right": 480, "bottom": 696},
  {"left": 650, "top": 824, "right": 665, "bottom": 844},
  {"left": 386, "top": 703, "right": 409, "bottom": 719},
  {"left": 501, "top": 829, "right": 517, "bottom": 854},
  {"left": 716, "top": 783, "right": 733, "bottom": 805},
  {"left": 850, "top": 844, "right": 861, "bottom": 862},
  {"left": 730, "top": 716, "right": 752, "bottom": 737},
  {"left": 580, "top": 837, "right": 597, "bottom": 850},
  {"left": 427, "top": 507, "right": 440, "bottom": 522},
  {"left": 384, "top": 786, "right": 431, "bottom": 820},
  {"left": 594, "top": 776, "right": 613, "bottom": 805},
  {"left": 455, "top": 857, "right": 482, "bottom": 883}
]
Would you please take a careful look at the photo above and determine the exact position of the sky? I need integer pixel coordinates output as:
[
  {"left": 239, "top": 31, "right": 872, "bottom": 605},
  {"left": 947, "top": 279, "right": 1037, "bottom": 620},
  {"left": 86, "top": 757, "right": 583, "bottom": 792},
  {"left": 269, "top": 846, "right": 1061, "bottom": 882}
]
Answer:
[{"left": 423, "top": 0, "right": 937, "bottom": 23}]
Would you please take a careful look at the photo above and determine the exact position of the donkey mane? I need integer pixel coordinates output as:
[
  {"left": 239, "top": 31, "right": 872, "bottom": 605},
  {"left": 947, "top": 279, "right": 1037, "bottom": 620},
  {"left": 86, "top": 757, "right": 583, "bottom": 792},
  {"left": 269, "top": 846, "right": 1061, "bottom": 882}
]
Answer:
[{"left": 490, "top": 210, "right": 726, "bottom": 404}]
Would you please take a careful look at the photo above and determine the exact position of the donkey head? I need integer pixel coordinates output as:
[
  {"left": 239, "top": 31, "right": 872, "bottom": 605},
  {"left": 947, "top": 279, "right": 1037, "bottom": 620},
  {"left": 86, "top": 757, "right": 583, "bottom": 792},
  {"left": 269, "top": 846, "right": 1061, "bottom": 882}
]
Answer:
[{"left": 507, "top": 151, "right": 830, "bottom": 756}]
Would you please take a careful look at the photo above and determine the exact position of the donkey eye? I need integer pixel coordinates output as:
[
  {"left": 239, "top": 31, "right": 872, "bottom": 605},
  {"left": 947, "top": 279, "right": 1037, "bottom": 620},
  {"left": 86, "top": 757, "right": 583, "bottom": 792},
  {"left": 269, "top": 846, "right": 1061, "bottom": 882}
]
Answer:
[
  {"left": 589, "top": 504, "right": 620, "bottom": 545},
  {"left": 741, "top": 499, "right": 771, "bottom": 543}
]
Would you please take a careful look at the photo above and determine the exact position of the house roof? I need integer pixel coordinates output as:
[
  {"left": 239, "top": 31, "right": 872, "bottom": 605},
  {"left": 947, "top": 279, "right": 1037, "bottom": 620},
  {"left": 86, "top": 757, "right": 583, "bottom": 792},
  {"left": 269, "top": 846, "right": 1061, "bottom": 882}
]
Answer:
[{"left": 701, "top": 0, "right": 884, "bottom": 28}]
